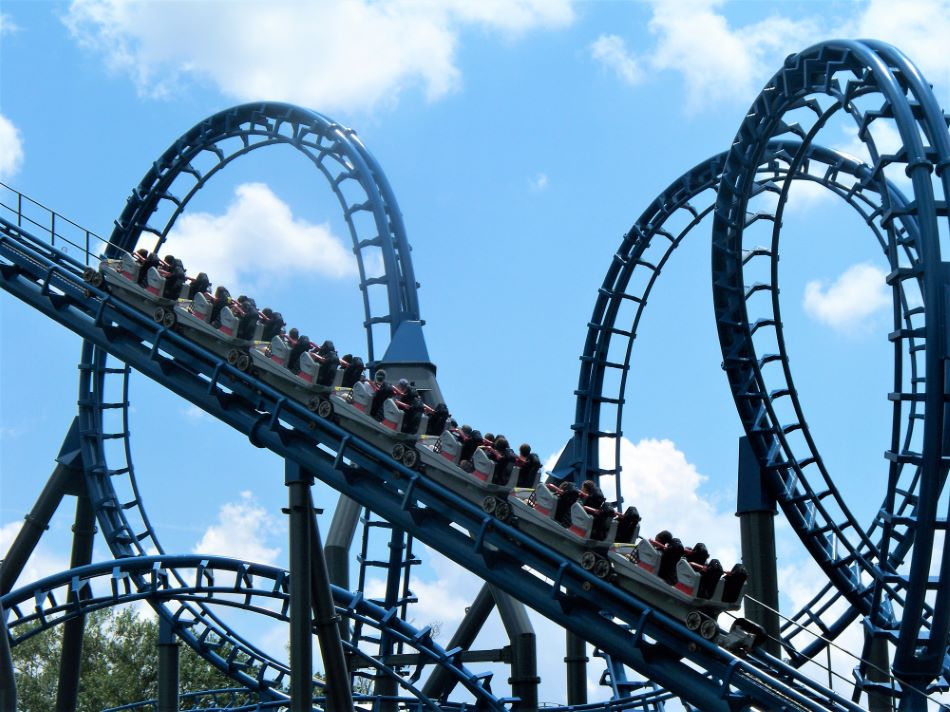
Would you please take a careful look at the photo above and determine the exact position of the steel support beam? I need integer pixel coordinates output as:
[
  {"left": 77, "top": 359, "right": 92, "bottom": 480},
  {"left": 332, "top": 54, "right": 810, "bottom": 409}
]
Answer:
[
  {"left": 566, "top": 631, "right": 589, "bottom": 705},
  {"left": 324, "top": 496, "right": 361, "bottom": 645},
  {"left": 491, "top": 585, "right": 538, "bottom": 711},
  {"left": 375, "top": 527, "right": 407, "bottom": 712},
  {"left": 1, "top": 419, "right": 83, "bottom": 596},
  {"left": 54, "top": 491, "right": 97, "bottom": 712},
  {"left": 157, "top": 617, "right": 180, "bottom": 712},
  {"left": 422, "top": 583, "right": 496, "bottom": 700},
  {"left": 307, "top": 491, "right": 354, "bottom": 712},
  {"left": 286, "top": 462, "right": 314, "bottom": 712},
  {"left": 736, "top": 437, "right": 781, "bottom": 657},
  {"left": 865, "top": 633, "right": 893, "bottom": 712}
]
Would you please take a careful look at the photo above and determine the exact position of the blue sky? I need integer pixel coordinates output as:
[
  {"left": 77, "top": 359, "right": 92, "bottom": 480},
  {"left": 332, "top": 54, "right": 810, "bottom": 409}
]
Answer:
[{"left": 2, "top": 0, "right": 950, "bottom": 705}]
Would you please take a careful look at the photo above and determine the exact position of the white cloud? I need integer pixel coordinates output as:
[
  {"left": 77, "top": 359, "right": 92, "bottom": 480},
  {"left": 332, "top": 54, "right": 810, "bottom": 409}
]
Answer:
[
  {"left": 63, "top": 0, "right": 573, "bottom": 111},
  {"left": 831, "top": 122, "right": 915, "bottom": 197},
  {"left": 833, "top": 123, "right": 904, "bottom": 166},
  {"left": 181, "top": 404, "right": 210, "bottom": 421},
  {"left": 803, "top": 263, "right": 890, "bottom": 334},
  {"left": 590, "top": 34, "right": 643, "bottom": 86},
  {"left": 193, "top": 490, "right": 281, "bottom": 565},
  {"left": 849, "top": 0, "right": 950, "bottom": 102},
  {"left": 604, "top": 437, "right": 740, "bottom": 563},
  {"left": 644, "top": 0, "right": 816, "bottom": 112},
  {"left": 599, "top": 1, "right": 950, "bottom": 113},
  {"left": 367, "top": 546, "right": 480, "bottom": 633},
  {"left": 0, "top": 12, "right": 20, "bottom": 35},
  {"left": 166, "top": 182, "right": 356, "bottom": 294},
  {"left": 545, "top": 437, "right": 742, "bottom": 566},
  {"left": 0, "top": 520, "right": 69, "bottom": 587},
  {"left": 436, "top": 0, "right": 573, "bottom": 33},
  {"left": 0, "top": 114, "right": 24, "bottom": 180},
  {"left": 0, "top": 424, "right": 26, "bottom": 440},
  {"left": 530, "top": 172, "right": 549, "bottom": 191}
]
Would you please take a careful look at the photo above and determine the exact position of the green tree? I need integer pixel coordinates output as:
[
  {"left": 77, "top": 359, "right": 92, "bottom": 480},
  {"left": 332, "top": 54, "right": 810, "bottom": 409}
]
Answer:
[{"left": 11, "top": 606, "right": 261, "bottom": 711}]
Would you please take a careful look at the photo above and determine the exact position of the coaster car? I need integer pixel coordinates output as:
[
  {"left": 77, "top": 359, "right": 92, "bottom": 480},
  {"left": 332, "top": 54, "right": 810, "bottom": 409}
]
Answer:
[{"left": 84, "top": 254, "right": 184, "bottom": 327}]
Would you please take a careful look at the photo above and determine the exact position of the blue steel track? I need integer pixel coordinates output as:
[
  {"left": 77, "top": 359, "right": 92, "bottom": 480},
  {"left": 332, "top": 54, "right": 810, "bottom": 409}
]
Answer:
[
  {"left": 1, "top": 38, "right": 949, "bottom": 711},
  {"left": 0, "top": 211, "right": 864, "bottom": 710}
]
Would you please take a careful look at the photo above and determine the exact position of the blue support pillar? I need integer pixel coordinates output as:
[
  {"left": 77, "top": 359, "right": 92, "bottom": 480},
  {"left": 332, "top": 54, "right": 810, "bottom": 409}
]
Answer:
[
  {"left": 736, "top": 437, "right": 780, "bottom": 657},
  {"left": 55, "top": 490, "right": 97, "bottom": 712},
  {"left": 306, "top": 491, "right": 353, "bottom": 712},
  {"left": 157, "top": 617, "right": 179, "bottom": 712},
  {"left": 375, "top": 527, "right": 407, "bottom": 712},
  {"left": 286, "top": 462, "right": 314, "bottom": 712}
]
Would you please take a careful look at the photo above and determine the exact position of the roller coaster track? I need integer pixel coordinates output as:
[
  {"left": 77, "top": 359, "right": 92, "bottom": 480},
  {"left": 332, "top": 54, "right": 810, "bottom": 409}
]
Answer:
[
  {"left": 553, "top": 40, "right": 950, "bottom": 707},
  {"left": 0, "top": 190, "right": 862, "bottom": 710},
  {"left": 1, "top": 555, "right": 507, "bottom": 710},
  {"left": 561, "top": 137, "right": 924, "bottom": 664},
  {"left": 712, "top": 40, "right": 950, "bottom": 701},
  {"left": 2, "top": 39, "right": 948, "bottom": 710}
]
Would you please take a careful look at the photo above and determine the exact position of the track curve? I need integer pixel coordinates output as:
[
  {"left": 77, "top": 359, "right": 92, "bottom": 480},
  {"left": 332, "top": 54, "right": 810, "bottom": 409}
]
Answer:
[
  {"left": 711, "top": 39, "right": 950, "bottom": 690},
  {"left": 0, "top": 555, "right": 505, "bottom": 710},
  {"left": 71, "top": 103, "right": 438, "bottom": 699}
]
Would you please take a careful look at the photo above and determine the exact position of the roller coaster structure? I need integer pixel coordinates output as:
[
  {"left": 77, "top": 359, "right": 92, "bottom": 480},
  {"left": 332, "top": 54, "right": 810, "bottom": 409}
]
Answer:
[{"left": 1, "top": 39, "right": 949, "bottom": 711}]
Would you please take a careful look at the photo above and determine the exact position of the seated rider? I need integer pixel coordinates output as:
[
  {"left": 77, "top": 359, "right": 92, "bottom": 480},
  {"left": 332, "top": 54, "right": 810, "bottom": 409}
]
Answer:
[
  {"left": 341, "top": 355, "right": 365, "bottom": 388},
  {"left": 315, "top": 340, "right": 340, "bottom": 386},
  {"left": 287, "top": 334, "right": 312, "bottom": 373},
  {"left": 554, "top": 481, "right": 581, "bottom": 528},
  {"left": 161, "top": 254, "right": 186, "bottom": 298},
  {"left": 187, "top": 272, "right": 211, "bottom": 300},
  {"left": 697, "top": 559, "right": 724, "bottom": 599},
  {"left": 369, "top": 370, "right": 394, "bottom": 421},
  {"left": 657, "top": 537, "right": 685, "bottom": 584},
  {"left": 614, "top": 506, "right": 641, "bottom": 544},
  {"left": 402, "top": 395, "right": 425, "bottom": 434},
  {"left": 580, "top": 480, "right": 606, "bottom": 510},
  {"left": 136, "top": 250, "right": 161, "bottom": 287},
  {"left": 589, "top": 501, "right": 616, "bottom": 541},
  {"left": 236, "top": 297, "right": 259, "bottom": 340},
  {"left": 490, "top": 435, "right": 514, "bottom": 485},
  {"left": 210, "top": 285, "right": 231, "bottom": 326},
  {"left": 515, "top": 444, "right": 541, "bottom": 488},
  {"left": 425, "top": 403, "right": 450, "bottom": 435},
  {"left": 458, "top": 428, "right": 483, "bottom": 464},
  {"left": 260, "top": 309, "right": 285, "bottom": 342}
]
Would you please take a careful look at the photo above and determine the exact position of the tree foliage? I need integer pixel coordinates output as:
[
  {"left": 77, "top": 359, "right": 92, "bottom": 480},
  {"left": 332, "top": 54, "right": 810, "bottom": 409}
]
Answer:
[{"left": 12, "top": 606, "right": 258, "bottom": 712}]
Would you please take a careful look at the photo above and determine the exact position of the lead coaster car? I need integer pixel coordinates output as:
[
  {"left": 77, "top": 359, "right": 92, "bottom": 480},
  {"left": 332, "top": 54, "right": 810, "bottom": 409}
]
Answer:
[
  {"left": 608, "top": 539, "right": 761, "bottom": 653},
  {"left": 84, "top": 254, "right": 185, "bottom": 327},
  {"left": 328, "top": 381, "right": 429, "bottom": 467}
]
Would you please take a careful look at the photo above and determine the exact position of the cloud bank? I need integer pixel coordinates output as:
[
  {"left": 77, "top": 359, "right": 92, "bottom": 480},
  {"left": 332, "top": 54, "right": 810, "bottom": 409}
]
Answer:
[{"left": 64, "top": 0, "right": 574, "bottom": 112}]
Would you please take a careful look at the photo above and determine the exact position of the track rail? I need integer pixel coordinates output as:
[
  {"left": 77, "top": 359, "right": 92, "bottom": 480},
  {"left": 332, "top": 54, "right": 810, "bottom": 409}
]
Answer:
[
  {"left": 561, "top": 137, "right": 930, "bottom": 666},
  {"left": 108, "top": 102, "right": 420, "bottom": 359},
  {"left": 0, "top": 212, "right": 864, "bottom": 711},
  {"left": 711, "top": 40, "right": 950, "bottom": 693},
  {"left": 1, "top": 555, "right": 508, "bottom": 710}
]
